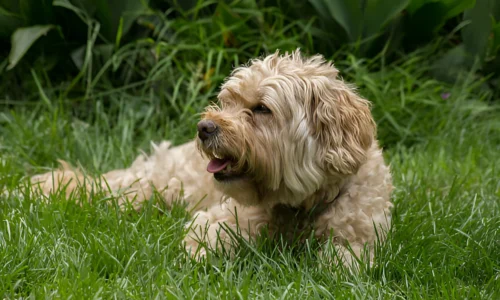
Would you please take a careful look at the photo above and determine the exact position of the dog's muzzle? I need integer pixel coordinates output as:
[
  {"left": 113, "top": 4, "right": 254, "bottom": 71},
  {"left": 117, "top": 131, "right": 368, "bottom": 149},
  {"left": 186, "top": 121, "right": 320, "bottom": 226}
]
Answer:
[
  {"left": 196, "top": 119, "right": 247, "bottom": 181},
  {"left": 197, "top": 120, "right": 218, "bottom": 141}
]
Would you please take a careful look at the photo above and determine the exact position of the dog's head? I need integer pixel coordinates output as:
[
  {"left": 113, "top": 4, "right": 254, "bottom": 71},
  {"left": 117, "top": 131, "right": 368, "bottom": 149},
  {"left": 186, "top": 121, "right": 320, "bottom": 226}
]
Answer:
[{"left": 196, "top": 50, "right": 375, "bottom": 207}]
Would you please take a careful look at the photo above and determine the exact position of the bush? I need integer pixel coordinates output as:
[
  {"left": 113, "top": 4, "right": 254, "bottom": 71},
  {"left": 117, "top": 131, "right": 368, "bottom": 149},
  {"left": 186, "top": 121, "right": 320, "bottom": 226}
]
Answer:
[{"left": 2, "top": 1, "right": 499, "bottom": 79}]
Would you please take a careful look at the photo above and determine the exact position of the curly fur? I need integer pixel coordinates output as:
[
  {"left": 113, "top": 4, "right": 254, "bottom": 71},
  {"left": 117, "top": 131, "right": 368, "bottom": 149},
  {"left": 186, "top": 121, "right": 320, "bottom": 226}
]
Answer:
[{"left": 31, "top": 50, "right": 393, "bottom": 267}]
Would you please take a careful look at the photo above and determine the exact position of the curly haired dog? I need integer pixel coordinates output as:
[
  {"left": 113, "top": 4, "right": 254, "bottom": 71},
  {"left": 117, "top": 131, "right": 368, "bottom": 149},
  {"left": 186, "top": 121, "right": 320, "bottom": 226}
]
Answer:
[{"left": 31, "top": 50, "right": 393, "bottom": 267}]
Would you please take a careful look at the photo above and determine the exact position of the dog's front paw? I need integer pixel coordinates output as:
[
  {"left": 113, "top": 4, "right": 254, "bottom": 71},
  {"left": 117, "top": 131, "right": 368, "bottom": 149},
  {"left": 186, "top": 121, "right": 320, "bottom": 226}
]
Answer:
[
  {"left": 183, "top": 235, "right": 208, "bottom": 261},
  {"left": 319, "top": 242, "right": 374, "bottom": 273},
  {"left": 183, "top": 210, "right": 214, "bottom": 260}
]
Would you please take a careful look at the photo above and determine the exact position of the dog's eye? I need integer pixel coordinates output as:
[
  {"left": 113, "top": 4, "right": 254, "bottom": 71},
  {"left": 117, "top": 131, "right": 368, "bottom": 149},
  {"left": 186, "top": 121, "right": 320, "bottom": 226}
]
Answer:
[{"left": 252, "top": 104, "right": 271, "bottom": 114}]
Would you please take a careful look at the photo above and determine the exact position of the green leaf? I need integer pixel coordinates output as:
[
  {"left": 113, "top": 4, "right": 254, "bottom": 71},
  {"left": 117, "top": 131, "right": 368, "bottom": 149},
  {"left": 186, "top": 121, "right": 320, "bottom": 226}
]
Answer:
[
  {"left": 405, "top": 2, "right": 448, "bottom": 39},
  {"left": 0, "top": 5, "right": 20, "bottom": 18},
  {"left": 54, "top": 0, "right": 147, "bottom": 43},
  {"left": 492, "top": 22, "right": 500, "bottom": 53},
  {"left": 19, "top": 0, "right": 54, "bottom": 25},
  {"left": 7, "top": 25, "right": 55, "bottom": 70},
  {"left": 92, "top": 0, "right": 148, "bottom": 42},
  {"left": 432, "top": 45, "right": 470, "bottom": 83},
  {"left": 406, "top": 0, "right": 430, "bottom": 14},
  {"left": 407, "top": 0, "right": 475, "bottom": 18},
  {"left": 363, "top": 0, "right": 410, "bottom": 38},
  {"left": 493, "top": 0, "right": 500, "bottom": 21},
  {"left": 70, "top": 44, "right": 113, "bottom": 71},
  {"left": 309, "top": 0, "right": 363, "bottom": 41},
  {"left": 444, "top": 0, "right": 476, "bottom": 19},
  {"left": 53, "top": 0, "right": 85, "bottom": 16},
  {"left": 0, "top": 5, "right": 23, "bottom": 38},
  {"left": 462, "top": 0, "right": 494, "bottom": 61},
  {"left": 404, "top": 0, "right": 475, "bottom": 48},
  {"left": 309, "top": 0, "right": 409, "bottom": 42}
]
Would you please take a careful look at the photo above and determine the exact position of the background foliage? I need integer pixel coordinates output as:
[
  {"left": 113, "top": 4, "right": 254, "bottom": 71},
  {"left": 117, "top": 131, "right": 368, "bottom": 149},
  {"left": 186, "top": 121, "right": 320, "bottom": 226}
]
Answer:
[{"left": 1, "top": 0, "right": 500, "bottom": 94}]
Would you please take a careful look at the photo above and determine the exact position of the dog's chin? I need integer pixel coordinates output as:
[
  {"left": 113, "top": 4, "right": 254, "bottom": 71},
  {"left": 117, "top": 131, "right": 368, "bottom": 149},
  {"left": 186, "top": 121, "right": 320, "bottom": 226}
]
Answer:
[
  {"left": 213, "top": 177, "right": 261, "bottom": 206},
  {"left": 213, "top": 172, "right": 246, "bottom": 182}
]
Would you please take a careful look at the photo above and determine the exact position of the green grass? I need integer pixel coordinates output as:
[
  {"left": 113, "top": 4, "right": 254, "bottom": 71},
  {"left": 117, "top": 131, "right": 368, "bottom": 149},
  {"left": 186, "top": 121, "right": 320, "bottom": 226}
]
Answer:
[{"left": 1, "top": 43, "right": 500, "bottom": 299}]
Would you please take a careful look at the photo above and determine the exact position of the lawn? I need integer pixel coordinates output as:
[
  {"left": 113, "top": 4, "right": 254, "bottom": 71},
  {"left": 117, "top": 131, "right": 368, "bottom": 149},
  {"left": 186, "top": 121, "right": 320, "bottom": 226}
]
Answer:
[
  {"left": 1, "top": 48, "right": 499, "bottom": 298},
  {"left": 1, "top": 1, "right": 500, "bottom": 298}
]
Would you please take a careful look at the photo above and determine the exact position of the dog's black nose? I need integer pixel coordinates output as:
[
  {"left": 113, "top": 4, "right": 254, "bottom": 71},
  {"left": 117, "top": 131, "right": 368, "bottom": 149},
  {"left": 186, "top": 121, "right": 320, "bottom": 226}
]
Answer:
[{"left": 197, "top": 120, "right": 218, "bottom": 141}]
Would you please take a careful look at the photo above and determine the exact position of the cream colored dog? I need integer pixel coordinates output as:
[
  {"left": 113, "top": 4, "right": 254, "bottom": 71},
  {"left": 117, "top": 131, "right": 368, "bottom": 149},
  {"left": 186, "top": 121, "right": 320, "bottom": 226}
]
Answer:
[{"left": 31, "top": 50, "right": 393, "bottom": 266}]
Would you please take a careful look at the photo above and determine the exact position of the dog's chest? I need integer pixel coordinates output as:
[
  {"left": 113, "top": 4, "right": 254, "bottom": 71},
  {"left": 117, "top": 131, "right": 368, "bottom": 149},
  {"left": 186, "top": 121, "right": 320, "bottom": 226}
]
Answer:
[{"left": 269, "top": 203, "right": 328, "bottom": 242}]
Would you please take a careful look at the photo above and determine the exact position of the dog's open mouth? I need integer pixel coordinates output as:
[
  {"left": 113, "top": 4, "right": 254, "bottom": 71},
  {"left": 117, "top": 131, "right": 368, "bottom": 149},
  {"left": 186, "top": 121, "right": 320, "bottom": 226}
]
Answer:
[{"left": 207, "top": 158, "right": 246, "bottom": 181}]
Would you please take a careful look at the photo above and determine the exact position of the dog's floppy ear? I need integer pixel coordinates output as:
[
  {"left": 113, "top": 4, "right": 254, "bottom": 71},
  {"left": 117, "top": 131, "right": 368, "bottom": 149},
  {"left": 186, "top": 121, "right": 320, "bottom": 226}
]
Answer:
[{"left": 308, "top": 77, "right": 376, "bottom": 175}]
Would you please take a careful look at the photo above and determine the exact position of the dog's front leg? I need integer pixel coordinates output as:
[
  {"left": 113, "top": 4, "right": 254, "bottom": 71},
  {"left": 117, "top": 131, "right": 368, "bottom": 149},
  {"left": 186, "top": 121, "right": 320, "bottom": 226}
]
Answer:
[
  {"left": 183, "top": 200, "right": 269, "bottom": 259},
  {"left": 319, "top": 241, "right": 375, "bottom": 272}
]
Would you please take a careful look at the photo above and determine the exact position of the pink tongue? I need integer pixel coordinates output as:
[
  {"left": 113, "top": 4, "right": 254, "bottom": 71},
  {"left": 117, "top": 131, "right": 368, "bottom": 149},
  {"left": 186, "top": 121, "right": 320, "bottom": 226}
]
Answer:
[{"left": 207, "top": 158, "right": 231, "bottom": 173}]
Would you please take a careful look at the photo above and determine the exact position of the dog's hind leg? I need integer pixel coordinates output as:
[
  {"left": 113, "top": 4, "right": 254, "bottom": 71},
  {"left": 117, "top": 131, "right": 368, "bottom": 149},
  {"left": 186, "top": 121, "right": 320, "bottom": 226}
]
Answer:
[
  {"left": 30, "top": 160, "right": 94, "bottom": 199},
  {"left": 30, "top": 141, "right": 218, "bottom": 211},
  {"left": 29, "top": 152, "right": 165, "bottom": 209}
]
